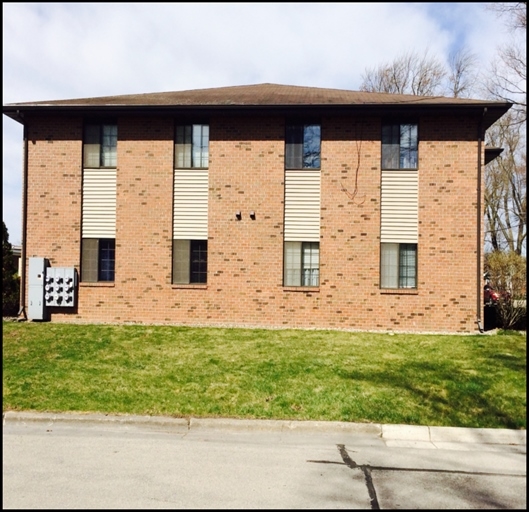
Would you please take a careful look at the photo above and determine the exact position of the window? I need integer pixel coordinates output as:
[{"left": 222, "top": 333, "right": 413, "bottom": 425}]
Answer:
[
  {"left": 380, "top": 243, "right": 417, "bottom": 289},
  {"left": 173, "top": 240, "right": 208, "bottom": 284},
  {"left": 81, "top": 239, "right": 115, "bottom": 282},
  {"left": 284, "top": 242, "right": 320, "bottom": 286},
  {"left": 284, "top": 124, "right": 320, "bottom": 286},
  {"left": 285, "top": 124, "right": 321, "bottom": 169},
  {"left": 380, "top": 123, "right": 418, "bottom": 289},
  {"left": 173, "top": 124, "right": 209, "bottom": 284},
  {"left": 83, "top": 123, "right": 118, "bottom": 168},
  {"left": 175, "top": 124, "right": 209, "bottom": 168},
  {"left": 381, "top": 123, "right": 418, "bottom": 169},
  {"left": 81, "top": 123, "right": 116, "bottom": 283}
]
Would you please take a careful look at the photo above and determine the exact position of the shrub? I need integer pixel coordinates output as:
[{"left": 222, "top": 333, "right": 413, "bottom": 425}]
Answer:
[{"left": 485, "top": 251, "right": 526, "bottom": 330}]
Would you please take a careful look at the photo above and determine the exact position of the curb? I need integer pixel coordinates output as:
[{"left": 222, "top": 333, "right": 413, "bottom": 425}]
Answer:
[
  {"left": 382, "top": 423, "right": 526, "bottom": 447},
  {"left": 188, "top": 416, "right": 381, "bottom": 434},
  {"left": 2, "top": 411, "right": 381, "bottom": 435},
  {"left": 3, "top": 411, "right": 526, "bottom": 446}
]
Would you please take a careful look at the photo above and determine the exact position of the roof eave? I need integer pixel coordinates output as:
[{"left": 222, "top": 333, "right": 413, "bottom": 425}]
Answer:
[
  {"left": 2, "top": 101, "right": 511, "bottom": 130},
  {"left": 485, "top": 146, "right": 504, "bottom": 164}
]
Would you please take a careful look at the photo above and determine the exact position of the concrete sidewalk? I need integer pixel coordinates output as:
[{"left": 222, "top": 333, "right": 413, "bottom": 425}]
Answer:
[{"left": 3, "top": 410, "right": 526, "bottom": 450}]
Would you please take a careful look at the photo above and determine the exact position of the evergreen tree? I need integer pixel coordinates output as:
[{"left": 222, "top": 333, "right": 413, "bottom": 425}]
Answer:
[{"left": 3, "top": 221, "right": 20, "bottom": 317}]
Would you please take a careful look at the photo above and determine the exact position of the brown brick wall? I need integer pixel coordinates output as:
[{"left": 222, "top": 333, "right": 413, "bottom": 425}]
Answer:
[
  {"left": 22, "top": 112, "right": 485, "bottom": 332},
  {"left": 25, "top": 116, "right": 83, "bottom": 269}
]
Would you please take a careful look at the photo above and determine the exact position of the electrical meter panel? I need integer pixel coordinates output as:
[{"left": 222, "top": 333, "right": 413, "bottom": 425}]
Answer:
[
  {"left": 44, "top": 267, "right": 78, "bottom": 307},
  {"left": 28, "top": 257, "right": 50, "bottom": 320}
]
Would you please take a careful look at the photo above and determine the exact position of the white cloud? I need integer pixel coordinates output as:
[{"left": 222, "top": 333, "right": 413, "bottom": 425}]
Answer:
[{"left": 2, "top": 2, "right": 520, "bottom": 245}]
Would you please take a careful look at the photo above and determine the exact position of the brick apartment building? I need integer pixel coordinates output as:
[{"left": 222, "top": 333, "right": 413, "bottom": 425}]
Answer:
[{"left": 2, "top": 83, "right": 511, "bottom": 333}]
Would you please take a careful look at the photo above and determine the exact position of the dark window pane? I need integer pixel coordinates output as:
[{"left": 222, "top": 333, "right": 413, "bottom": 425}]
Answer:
[
  {"left": 286, "top": 124, "right": 321, "bottom": 169},
  {"left": 399, "top": 243, "right": 417, "bottom": 288},
  {"left": 381, "top": 124, "right": 400, "bottom": 169},
  {"left": 84, "top": 123, "right": 117, "bottom": 168},
  {"left": 303, "top": 125, "right": 321, "bottom": 169},
  {"left": 382, "top": 123, "right": 417, "bottom": 169},
  {"left": 98, "top": 239, "right": 115, "bottom": 282},
  {"left": 285, "top": 125, "right": 303, "bottom": 169},
  {"left": 101, "top": 124, "right": 117, "bottom": 167},
  {"left": 400, "top": 124, "right": 418, "bottom": 169},
  {"left": 382, "top": 124, "right": 400, "bottom": 145},
  {"left": 190, "top": 240, "right": 207, "bottom": 284},
  {"left": 84, "top": 125, "right": 101, "bottom": 168}
]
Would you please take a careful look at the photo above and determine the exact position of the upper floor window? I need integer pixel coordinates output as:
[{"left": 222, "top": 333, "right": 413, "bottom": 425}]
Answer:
[
  {"left": 175, "top": 124, "right": 209, "bottom": 168},
  {"left": 285, "top": 124, "right": 321, "bottom": 169},
  {"left": 381, "top": 123, "right": 418, "bottom": 169},
  {"left": 83, "top": 123, "right": 117, "bottom": 168}
]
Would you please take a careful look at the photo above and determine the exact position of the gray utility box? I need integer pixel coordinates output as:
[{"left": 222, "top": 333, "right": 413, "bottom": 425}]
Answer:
[
  {"left": 28, "top": 257, "right": 78, "bottom": 321},
  {"left": 28, "top": 257, "right": 50, "bottom": 320},
  {"left": 44, "top": 267, "right": 78, "bottom": 307}
]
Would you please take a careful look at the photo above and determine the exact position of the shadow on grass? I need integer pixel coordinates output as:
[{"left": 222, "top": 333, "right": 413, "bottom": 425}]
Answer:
[{"left": 339, "top": 359, "right": 524, "bottom": 429}]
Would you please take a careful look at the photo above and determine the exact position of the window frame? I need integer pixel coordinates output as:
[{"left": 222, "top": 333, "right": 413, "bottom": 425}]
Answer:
[
  {"left": 172, "top": 239, "right": 208, "bottom": 285},
  {"left": 381, "top": 121, "right": 418, "bottom": 170},
  {"left": 81, "top": 238, "right": 116, "bottom": 283},
  {"left": 175, "top": 123, "right": 209, "bottom": 169},
  {"left": 380, "top": 242, "right": 417, "bottom": 289},
  {"left": 284, "top": 241, "right": 320, "bottom": 287},
  {"left": 83, "top": 121, "right": 118, "bottom": 169},
  {"left": 285, "top": 122, "right": 321, "bottom": 170}
]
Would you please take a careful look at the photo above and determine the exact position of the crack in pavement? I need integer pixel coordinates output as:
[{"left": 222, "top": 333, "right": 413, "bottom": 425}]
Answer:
[{"left": 306, "top": 443, "right": 525, "bottom": 510}]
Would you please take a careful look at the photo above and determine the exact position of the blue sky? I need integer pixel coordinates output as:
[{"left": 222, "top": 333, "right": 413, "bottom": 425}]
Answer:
[{"left": 2, "top": 2, "right": 515, "bottom": 245}]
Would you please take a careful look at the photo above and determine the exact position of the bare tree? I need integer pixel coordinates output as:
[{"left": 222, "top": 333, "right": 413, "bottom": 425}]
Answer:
[
  {"left": 361, "top": 47, "right": 479, "bottom": 98},
  {"left": 484, "top": 2, "right": 527, "bottom": 125},
  {"left": 482, "top": 2, "right": 527, "bottom": 258},
  {"left": 359, "top": 17, "right": 526, "bottom": 258},
  {"left": 485, "top": 111, "right": 527, "bottom": 255},
  {"left": 486, "top": 2, "right": 526, "bottom": 30},
  {"left": 486, "top": 44, "right": 526, "bottom": 125},
  {"left": 360, "top": 50, "right": 447, "bottom": 96},
  {"left": 447, "top": 47, "right": 479, "bottom": 98}
]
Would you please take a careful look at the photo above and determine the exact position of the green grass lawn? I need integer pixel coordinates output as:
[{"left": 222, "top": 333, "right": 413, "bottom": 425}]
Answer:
[{"left": 2, "top": 321, "right": 526, "bottom": 429}]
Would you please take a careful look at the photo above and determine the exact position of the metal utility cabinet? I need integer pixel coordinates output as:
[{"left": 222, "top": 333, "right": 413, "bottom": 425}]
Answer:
[
  {"left": 28, "top": 257, "right": 50, "bottom": 320},
  {"left": 28, "top": 257, "right": 78, "bottom": 321}
]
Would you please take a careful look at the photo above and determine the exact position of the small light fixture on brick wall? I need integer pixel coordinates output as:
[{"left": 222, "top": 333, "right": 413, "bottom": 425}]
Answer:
[
  {"left": 235, "top": 211, "right": 242, "bottom": 220},
  {"left": 249, "top": 211, "right": 256, "bottom": 220}
]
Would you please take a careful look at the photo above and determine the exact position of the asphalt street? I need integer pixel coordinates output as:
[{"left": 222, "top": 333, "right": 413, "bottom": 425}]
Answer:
[{"left": 2, "top": 411, "right": 526, "bottom": 509}]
